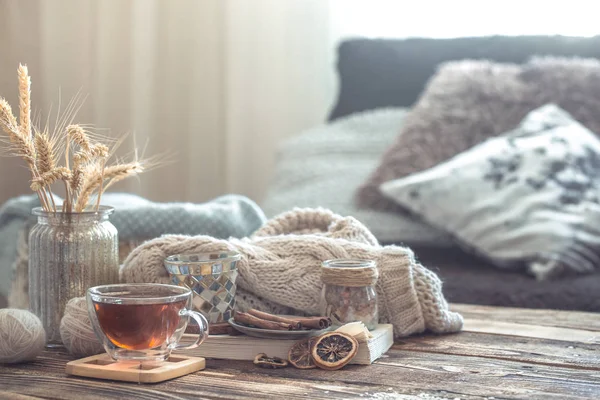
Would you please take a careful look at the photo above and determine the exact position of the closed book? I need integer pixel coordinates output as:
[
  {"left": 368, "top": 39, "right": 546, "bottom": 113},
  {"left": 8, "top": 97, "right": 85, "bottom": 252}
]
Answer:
[{"left": 179, "top": 324, "right": 393, "bottom": 365}]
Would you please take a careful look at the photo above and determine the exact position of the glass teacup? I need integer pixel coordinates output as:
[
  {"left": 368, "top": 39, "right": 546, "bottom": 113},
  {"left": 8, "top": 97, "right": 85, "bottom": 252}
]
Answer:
[{"left": 87, "top": 283, "right": 209, "bottom": 362}]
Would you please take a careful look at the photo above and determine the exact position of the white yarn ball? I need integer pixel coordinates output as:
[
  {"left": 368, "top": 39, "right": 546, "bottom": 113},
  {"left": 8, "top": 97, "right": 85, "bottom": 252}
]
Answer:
[
  {"left": 60, "top": 297, "right": 104, "bottom": 357},
  {"left": 0, "top": 309, "right": 46, "bottom": 364}
]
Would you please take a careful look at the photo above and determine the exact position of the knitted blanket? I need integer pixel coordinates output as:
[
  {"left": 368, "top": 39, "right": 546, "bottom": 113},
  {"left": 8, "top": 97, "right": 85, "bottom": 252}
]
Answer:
[
  {"left": 121, "top": 208, "right": 463, "bottom": 338},
  {"left": 2, "top": 193, "right": 267, "bottom": 306}
]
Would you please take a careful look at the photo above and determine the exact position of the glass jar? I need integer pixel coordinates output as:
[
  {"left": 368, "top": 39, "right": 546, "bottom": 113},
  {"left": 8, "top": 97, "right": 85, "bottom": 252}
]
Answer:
[
  {"left": 320, "top": 259, "right": 379, "bottom": 330},
  {"left": 29, "top": 206, "right": 119, "bottom": 346}
]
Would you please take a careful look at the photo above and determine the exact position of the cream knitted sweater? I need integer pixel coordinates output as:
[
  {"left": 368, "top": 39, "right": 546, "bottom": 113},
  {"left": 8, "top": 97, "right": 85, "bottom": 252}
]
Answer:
[{"left": 121, "top": 208, "right": 463, "bottom": 338}]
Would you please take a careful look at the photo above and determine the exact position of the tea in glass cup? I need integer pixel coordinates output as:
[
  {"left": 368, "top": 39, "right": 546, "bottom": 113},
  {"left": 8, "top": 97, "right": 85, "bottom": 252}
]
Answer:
[{"left": 87, "top": 283, "right": 209, "bottom": 362}]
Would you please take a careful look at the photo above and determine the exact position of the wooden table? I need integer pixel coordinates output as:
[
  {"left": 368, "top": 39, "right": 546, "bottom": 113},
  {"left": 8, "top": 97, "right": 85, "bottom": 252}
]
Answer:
[{"left": 1, "top": 304, "right": 599, "bottom": 399}]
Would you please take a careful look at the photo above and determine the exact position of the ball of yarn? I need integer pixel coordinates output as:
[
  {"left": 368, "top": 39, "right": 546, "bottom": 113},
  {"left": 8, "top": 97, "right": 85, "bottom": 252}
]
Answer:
[
  {"left": 0, "top": 309, "right": 46, "bottom": 364},
  {"left": 60, "top": 297, "right": 104, "bottom": 357}
]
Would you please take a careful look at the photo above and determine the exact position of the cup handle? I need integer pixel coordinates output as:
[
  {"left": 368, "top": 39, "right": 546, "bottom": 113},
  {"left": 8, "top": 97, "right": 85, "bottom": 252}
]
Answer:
[{"left": 176, "top": 309, "right": 209, "bottom": 350}]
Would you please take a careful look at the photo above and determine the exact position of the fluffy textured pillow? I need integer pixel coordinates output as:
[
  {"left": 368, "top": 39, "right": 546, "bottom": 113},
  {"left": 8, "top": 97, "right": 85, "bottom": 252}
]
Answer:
[
  {"left": 357, "top": 57, "right": 600, "bottom": 212},
  {"left": 380, "top": 104, "right": 600, "bottom": 280}
]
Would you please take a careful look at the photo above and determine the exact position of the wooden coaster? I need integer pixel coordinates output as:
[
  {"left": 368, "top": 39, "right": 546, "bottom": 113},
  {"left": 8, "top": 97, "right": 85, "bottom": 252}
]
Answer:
[{"left": 66, "top": 353, "right": 205, "bottom": 383}]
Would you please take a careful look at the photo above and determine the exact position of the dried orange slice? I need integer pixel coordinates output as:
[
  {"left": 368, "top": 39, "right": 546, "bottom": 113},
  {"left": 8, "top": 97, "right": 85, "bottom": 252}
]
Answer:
[
  {"left": 311, "top": 332, "right": 358, "bottom": 370},
  {"left": 288, "top": 338, "right": 316, "bottom": 369}
]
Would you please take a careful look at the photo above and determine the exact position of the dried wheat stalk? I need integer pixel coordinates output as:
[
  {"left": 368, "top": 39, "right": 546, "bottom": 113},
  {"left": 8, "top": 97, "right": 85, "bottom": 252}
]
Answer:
[
  {"left": 0, "top": 98, "right": 18, "bottom": 133},
  {"left": 0, "top": 99, "right": 37, "bottom": 168},
  {"left": 75, "top": 162, "right": 144, "bottom": 212},
  {"left": 34, "top": 129, "right": 58, "bottom": 210},
  {"left": 30, "top": 167, "right": 71, "bottom": 191},
  {"left": 17, "top": 65, "right": 32, "bottom": 141},
  {"left": 34, "top": 130, "right": 55, "bottom": 174},
  {"left": 67, "top": 124, "right": 92, "bottom": 152},
  {"left": 0, "top": 65, "right": 153, "bottom": 213},
  {"left": 0, "top": 92, "right": 50, "bottom": 210},
  {"left": 63, "top": 142, "right": 110, "bottom": 212}
]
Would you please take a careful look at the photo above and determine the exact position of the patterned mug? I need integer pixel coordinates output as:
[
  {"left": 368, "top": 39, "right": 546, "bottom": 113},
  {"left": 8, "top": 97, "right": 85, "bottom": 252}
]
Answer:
[{"left": 164, "top": 252, "right": 241, "bottom": 323}]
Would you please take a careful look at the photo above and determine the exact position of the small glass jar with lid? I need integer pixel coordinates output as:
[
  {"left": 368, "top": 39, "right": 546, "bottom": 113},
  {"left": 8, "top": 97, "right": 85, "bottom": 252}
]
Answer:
[{"left": 320, "top": 259, "right": 379, "bottom": 330}]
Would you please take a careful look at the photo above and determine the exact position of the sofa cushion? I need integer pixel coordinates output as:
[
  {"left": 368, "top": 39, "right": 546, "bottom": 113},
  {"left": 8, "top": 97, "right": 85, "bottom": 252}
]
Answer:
[
  {"left": 380, "top": 104, "right": 600, "bottom": 280},
  {"left": 357, "top": 56, "right": 600, "bottom": 212}
]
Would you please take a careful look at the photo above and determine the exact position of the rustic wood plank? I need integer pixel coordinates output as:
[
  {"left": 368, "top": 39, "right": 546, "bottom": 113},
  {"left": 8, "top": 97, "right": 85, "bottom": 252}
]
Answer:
[
  {"left": 452, "top": 303, "right": 600, "bottom": 331},
  {"left": 195, "top": 352, "right": 600, "bottom": 399},
  {"left": 463, "top": 319, "right": 600, "bottom": 343},
  {"left": 0, "top": 369, "right": 487, "bottom": 400},
  {"left": 0, "top": 350, "right": 488, "bottom": 400},
  {"left": 2, "top": 346, "right": 600, "bottom": 400},
  {"left": 0, "top": 375, "right": 188, "bottom": 400},
  {"left": 0, "top": 394, "right": 42, "bottom": 400},
  {"left": 369, "top": 350, "right": 600, "bottom": 399},
  {"left": 395, "top": 331, "right": 600, "bottom": 371},
  {"left": 2, "top": 304, "right": 600, "bottom": 400}
]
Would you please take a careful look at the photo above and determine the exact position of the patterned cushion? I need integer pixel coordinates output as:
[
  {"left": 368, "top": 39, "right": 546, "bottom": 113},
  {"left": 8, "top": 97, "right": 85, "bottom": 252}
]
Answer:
[
  {"left": 357, "top": 57, "right": 600, "bottom": 212},
  {"left": 380, "top": 105, "right": 600, "bottom": 279}
]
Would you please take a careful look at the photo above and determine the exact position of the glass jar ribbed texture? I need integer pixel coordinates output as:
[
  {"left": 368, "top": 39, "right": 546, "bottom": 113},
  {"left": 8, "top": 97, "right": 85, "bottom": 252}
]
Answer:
[{"left": 28, "top": 206, "right": 119, "bottom": 346}]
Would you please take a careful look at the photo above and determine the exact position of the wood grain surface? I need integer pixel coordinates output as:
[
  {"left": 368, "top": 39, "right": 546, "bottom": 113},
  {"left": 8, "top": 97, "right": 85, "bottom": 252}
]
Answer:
[
  {"left": 452, "top": 304, "right": 600, "bottom": 331},
  {"left": 1, "top": 303, "right": 599, "bottom": 400}
]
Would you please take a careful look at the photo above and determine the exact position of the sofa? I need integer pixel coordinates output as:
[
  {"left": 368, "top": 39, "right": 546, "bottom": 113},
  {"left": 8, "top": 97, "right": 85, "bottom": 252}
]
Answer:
[{"left": 262, "top": 35, "right": 600, "bottom": 312}]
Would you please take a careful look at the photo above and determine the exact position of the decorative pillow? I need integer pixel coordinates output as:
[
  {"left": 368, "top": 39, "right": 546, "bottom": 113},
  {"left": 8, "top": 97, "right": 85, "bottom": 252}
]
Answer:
[
  {"left": 357, "top": 57, "right": 600, "bottom": 212},
  {"left": 380, "top": 104, "right": 600, "bottom": 280}
]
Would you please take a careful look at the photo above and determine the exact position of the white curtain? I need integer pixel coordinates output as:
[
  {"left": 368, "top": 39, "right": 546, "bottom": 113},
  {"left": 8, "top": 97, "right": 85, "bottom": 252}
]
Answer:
[
  {"left": 0, "top": 0, "right": 337, "bottom": 205},
  {"left": 1, "top": 0, "right": 596, "bottom": 207}
]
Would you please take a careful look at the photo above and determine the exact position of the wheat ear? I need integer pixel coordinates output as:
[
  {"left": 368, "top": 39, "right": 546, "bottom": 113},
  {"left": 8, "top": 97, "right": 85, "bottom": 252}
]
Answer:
[
  {"left": 17, "top": 64, "right": 32, "bottom": 140},
  {"left": 34, "top": 130, "right": 55, "bottom": 174},
  {"left": 67, "top": 124, "right": 91, "bottom": 152},
  {"left": 0, "top": 98, "right": 18, "bottom": 133},
  {"left": 70, "top": 143, "right": 108, "bottom": 205},
  {"left": 67, "top": 126, "right": 103, "bottom": 189},
  {"left": 30, "top": 167, "right": 71, "bottom": 192},
  {"left": 75, "top": 162, "right": 143, "bottom": 212},
  {"left": 0, "top": 98, "right": 36, "bottom": 167},
  {"left": 34, "top": 130, "right": 58, "bottom": 211},
  {"left": 70, "top": 153, "right": 85, "bottom": 197},
  {"left": 17, "top": 65, "right": 54, "bottom": 211},
  {"left": 0, "top": 98, "right": 50, "bottom": 210},
  {"left": 16, "top": 66, "right": 49, "bottom": 208},
  {"left": 67, "top": 124, "right": 92, "bottom": 212}
]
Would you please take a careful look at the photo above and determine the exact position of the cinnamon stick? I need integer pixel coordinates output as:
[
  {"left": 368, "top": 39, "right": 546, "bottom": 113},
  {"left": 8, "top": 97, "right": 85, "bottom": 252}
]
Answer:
[
  {"left": 234, "top": 311, "right": 294, "bottom": 331},
  {"left": 297, "top": 317, "right": 332, "bottom": 330},
  {"left": 247, "top": 309, "right": 302, "bottom": 330},
  {"left": 246, "top": 309, "right": 332, "bottom": 330}
]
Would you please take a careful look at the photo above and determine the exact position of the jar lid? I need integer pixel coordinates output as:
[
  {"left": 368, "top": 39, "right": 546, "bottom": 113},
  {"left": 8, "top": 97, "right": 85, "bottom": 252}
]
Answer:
[{"left": 321, "top": 259, "right": 378, "bottom": 287}]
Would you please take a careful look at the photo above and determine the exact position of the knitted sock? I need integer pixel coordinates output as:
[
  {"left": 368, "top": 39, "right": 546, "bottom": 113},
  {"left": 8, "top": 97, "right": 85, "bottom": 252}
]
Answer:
[{"left": 121, "top": 208, "right": 463, "bottom": 338}]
